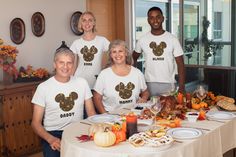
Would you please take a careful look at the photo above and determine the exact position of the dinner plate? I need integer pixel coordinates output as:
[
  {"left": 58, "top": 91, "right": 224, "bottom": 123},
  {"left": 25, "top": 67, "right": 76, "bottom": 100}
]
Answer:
[
  {"left": 206, "top": 111, "right": 235, "bottom": 120},
  {"left": 87, "top": 114, "right": 119, "bottom": 123},
  {"left": 167, "top": 128, "right": 202, "bottom": 140}
]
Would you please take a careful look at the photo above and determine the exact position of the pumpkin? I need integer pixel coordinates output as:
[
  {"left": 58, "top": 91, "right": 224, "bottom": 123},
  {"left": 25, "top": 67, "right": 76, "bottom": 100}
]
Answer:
[
  {"left": 89, "top": 123, "right": 112, "bottom": 137},
  {"left": 113, "top": 130, "right": 126, "bottom": 144},
  {"left": 94, "top": 128, "right": 116, "bottom": 147}
]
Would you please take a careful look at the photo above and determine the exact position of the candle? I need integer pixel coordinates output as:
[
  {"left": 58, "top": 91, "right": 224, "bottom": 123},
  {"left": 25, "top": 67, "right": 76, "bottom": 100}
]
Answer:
[{"left": 126, "top": 113, "right": 137, "bottom": 139}]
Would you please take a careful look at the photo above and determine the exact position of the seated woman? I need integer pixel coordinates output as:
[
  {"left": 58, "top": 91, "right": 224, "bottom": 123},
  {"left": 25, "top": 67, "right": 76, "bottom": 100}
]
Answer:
[{"left": 93, "top": 39, "right": 149, "bottom": 113}]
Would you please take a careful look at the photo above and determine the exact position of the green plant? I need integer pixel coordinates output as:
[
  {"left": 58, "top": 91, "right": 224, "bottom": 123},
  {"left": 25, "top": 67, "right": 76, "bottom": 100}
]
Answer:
[{"left": 201, "top": 16, "right": 223, "bottom": 60}]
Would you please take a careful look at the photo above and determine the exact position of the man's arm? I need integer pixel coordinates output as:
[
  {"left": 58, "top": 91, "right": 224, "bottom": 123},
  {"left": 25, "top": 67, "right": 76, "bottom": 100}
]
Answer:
[
  {"left": 31, "top": 105, "right": 61, "bottom": 151},
  {"left": 84, "top": 98, "right": 97, "bottom": 117},
  {"left": 175, "top": 55, "right": 185, "bottom": 93},
  {"left": 132, "top": 51, "right": 141, "bottom": 67},
  {"left": 92, "top": 91, "right": 107, "bottom": 114}
]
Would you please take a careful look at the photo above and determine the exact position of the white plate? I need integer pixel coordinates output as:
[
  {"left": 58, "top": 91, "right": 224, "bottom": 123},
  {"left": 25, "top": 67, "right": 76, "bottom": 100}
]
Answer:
[
  {"left": 87, "top": 114, "right": 118, "bottom": 123},
  {"left": 206, "top": 111, "right": 234, "bottom": 120},
  {"left": 167, "top": 128, "right": 202, "bottom": 140}
]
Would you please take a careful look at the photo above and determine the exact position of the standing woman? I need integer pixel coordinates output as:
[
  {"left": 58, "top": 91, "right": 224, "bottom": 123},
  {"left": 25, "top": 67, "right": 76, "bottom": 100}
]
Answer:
[
  {"left": 93, "top": 40, "right": 149, "bottom": 113},
  {"left": 70, "top": 11, "right": 110, "bottom": 89}
]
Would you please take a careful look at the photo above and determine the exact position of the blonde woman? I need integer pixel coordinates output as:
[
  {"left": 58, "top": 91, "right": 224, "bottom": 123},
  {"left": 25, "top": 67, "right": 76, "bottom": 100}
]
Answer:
[
  {"left": 70, "top": 11, "right": 110, "bottom": 89},
  {"left": 93, "top": 40, "right": 149, "bottom": 113}
]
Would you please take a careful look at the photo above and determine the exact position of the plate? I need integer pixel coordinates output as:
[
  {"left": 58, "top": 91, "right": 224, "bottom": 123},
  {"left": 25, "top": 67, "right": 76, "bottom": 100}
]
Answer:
[
  {"left": 10, "top": 18, "right": 25, "bottom": 44},
  {"left": 206, "top": 111, "right": 235, "bottom": 120},
  {"left": 167, "top": 128, "right": 202, "bottom": 140},
  {"left": 70, "top": 11, "right": 83, "bottom": 35},
  {"left": 87, "top": 114, "right": 118, "bottom": 123},
  {"left": 31, "top": 12, "right": 45, "bottom": 37}
]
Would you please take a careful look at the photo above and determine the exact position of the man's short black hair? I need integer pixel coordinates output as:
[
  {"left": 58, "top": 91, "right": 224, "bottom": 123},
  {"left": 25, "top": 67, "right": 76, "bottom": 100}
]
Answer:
[{"left": 147, "top": 6, "right": 163, "bottom": 16}]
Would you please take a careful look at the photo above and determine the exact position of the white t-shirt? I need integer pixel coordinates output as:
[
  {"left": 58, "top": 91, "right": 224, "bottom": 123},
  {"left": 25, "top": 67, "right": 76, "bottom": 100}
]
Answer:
[
  {"left": 94, "top": 66, "right": 147, "bottom": 112},
  {"left": 31, "top": 76, "right": 92, "bottom": 131},
  {"left": 70, "top": 35, "right": 110, "bottom": 88},
  {"left": 135, "top": 31, "right": 183, "bottom": 83}
]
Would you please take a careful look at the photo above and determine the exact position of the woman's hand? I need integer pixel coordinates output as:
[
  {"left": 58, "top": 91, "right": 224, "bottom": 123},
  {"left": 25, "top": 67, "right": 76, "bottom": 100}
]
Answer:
[{"left": 137, "top": 97, "right": 147, "bottom": 103}]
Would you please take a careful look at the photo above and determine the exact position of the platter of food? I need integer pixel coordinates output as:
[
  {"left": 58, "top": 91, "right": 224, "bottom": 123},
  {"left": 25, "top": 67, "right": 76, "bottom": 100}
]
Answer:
[
  {"left": 128, "top": 127, "right": 174, "bottom": 151},
  {"left": 87, "top": 114, "right": 119, "bottom": 123},
  {"left": 167, "top": 128, "right": 202, "bottom": 140},
  {"left": 217, "top": 100, "right": 236, "bottom": 111},
  {"left": 206, "top": 111, "right": 235, "bottom": 120}
]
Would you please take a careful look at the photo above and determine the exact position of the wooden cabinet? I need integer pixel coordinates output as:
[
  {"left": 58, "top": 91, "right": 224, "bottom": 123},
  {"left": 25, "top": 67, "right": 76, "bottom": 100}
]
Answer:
[
  {"left": 86, "top": 0, "right": 125, "bottom": 41},
  {"left": 0, "top": 82, "right": 41, "bottom": 157}
]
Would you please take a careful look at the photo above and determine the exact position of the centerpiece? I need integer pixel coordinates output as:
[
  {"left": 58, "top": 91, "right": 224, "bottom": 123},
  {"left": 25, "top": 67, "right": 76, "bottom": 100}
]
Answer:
[{"left": 0, "top": 38, "right": 18, "bottom": 84}]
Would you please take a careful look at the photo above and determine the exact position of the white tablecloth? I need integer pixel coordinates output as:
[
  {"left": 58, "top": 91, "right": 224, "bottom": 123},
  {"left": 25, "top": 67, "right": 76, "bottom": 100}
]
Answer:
[{"left": 61, "top": 109, "right": 236, "bottom": 157}]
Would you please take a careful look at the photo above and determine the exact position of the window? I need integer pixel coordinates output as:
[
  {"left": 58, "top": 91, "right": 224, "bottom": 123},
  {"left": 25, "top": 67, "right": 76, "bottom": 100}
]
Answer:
[{"left": 213, "top": 12, "right": 222, "bottom": 39}]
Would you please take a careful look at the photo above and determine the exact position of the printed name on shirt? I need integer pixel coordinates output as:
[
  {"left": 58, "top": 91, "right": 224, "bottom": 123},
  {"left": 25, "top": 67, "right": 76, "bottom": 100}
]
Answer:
[
  {"left": 84, "top": 62, "right": 92, "bottom": 66},
  {"left": 153, "top": 57, "right": 164, "bottom": 61},
  {"left": 119, "top": 99, "right": 133, "bottom": 104},
  {"left": 60, "top": 112, "right": 75, "bottom": 118}
]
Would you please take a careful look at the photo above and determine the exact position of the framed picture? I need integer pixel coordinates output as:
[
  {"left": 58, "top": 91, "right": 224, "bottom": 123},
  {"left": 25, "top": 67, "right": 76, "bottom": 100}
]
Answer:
[
  {"left": 31, "top": 12, "right": 45, "bottom": 37},
  {"left": 70, "top": 11, "right": 83, "bottom": 36},
  {"left": 10, "top": 18, "right": 25, "bottom": 44}
]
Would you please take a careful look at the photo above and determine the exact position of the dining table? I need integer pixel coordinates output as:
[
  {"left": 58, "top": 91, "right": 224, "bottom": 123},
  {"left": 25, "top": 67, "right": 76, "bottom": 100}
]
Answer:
[{"left": 61, "top": 107, "right": 236, "bottom": 157}]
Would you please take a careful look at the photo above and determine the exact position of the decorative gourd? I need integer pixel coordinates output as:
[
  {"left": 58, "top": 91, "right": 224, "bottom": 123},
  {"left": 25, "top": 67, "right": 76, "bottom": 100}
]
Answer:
[
  {"left": 94, "top": 128, "right": 116, "bottom": 147},
  {"left": 111, "top": 122, "right": 126, "bottom": 144},
  {"left": 113, "top": 130, "right": 126, "bottom": 144},
  {"left": 89, "top": 123, "right": 112, "bottom": 137}
]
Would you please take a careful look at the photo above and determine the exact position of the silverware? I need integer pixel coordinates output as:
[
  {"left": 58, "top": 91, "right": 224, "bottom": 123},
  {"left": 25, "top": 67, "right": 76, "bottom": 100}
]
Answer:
[
  {"left": 80, "top": 121, "right": 92, "bottom": 126},
  {"left": 174, "top": 140, "right": 183, "bottom": 143},
  {"left": 123, "top": 108, "right": 131, "bottom": 110},
  {"left": 182, "top": 126, "right": 211, "bottom": 131},
  {"left": 108, "top": 113, "right": 121, "bottom": 116},
  {"left": 207, "top": 119, "right": 226, "bottom": 123}
]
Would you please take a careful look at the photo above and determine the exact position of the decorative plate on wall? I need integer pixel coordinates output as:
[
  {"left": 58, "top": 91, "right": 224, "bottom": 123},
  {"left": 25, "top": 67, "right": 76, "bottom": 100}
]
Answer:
[
  {"left": 31, "top": 12, "right": 45, "bottom": 37},
  {"left": 10, "top": 18, "right": 25, "bottom": 44},
  {"left": 70, "top": 11, "right": 83, "bottom": 36}
]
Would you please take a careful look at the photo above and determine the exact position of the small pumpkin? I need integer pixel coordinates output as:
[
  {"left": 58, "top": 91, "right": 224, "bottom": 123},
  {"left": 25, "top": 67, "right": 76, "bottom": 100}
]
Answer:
[
  {"left": 113, "top": 130, "right": 126, "bottom": 144},
  {"left": 94, "top": 128, "right": 116, "bottom": 147},
  {"left": 89, "top": 123, "right": 112, "bottom": 137}
]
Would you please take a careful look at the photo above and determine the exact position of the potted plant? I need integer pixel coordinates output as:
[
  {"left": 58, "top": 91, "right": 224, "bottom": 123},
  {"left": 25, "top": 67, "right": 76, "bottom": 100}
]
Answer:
[{"left": 201, "top": 16, "right": 223, "bottom": 64}]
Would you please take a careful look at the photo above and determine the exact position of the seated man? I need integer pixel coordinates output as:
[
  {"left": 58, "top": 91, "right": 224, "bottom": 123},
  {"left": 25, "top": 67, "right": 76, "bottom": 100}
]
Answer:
[{"left": 31, "top": 45, "right": 96, "bottom": 157}]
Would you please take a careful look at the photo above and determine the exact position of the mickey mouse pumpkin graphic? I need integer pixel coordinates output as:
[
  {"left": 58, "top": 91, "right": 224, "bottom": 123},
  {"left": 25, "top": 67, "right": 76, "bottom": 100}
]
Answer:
[
  {"left": 55, "top": 92, "right": 78, "bottom": 111},
  {"left": 149, "top": 41, "right": 167, "bottom": 56},
  {"left": 80, "top": 45, "right": 98, "bottom": 62},
  {"left": 115, "top": 82, "right": 135, "bottom": 99}
]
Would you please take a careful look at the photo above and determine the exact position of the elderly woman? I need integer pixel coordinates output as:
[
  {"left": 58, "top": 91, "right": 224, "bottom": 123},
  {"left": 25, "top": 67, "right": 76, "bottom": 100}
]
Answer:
[{"left": 93, "top": 40, "right": 149, "bottom": 113}]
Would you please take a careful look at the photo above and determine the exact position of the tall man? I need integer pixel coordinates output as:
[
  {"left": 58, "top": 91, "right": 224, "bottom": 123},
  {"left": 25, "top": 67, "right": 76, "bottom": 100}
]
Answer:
[{"left": 133, "top": 6, "right": 185, "bottom": 96}]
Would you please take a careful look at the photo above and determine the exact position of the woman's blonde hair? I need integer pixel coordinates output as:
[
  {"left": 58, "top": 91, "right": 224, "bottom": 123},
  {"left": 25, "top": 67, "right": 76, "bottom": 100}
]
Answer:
[
  {"left": 78, "top": 11, "right": 97, "bottom": 33},
  {"left": 107, "top": 39, "right": 133, "bottom": 67}
]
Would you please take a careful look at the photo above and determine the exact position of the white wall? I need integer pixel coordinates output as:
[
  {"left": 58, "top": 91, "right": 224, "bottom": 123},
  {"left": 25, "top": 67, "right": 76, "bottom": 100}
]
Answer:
[{"left": 0, "top": 0, "right": 86, "bottom": 80}]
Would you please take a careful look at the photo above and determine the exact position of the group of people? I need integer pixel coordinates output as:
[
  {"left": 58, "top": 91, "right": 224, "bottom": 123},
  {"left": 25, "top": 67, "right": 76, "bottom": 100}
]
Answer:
[{"left": 31, "top": 6, "right": 185, "bottom": 157}]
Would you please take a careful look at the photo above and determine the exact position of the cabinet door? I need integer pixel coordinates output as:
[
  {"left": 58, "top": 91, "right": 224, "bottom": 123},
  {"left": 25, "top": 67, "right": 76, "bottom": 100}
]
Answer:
[{"left": 2, "top": 91, "right": 41, "bottom": 156}]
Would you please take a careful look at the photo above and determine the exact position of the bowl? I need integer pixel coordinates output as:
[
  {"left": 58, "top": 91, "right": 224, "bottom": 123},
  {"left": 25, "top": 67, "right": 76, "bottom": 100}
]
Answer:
[
  {"left": 186, "top": 112, "right": 199, "bottom": 122},
  {"left": 137, "top": 119, "right": 153, "bottom": 132}
]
